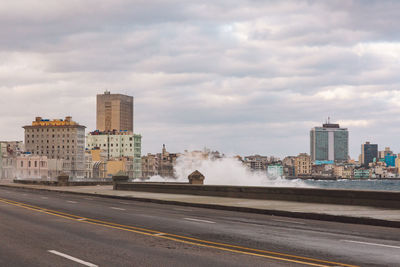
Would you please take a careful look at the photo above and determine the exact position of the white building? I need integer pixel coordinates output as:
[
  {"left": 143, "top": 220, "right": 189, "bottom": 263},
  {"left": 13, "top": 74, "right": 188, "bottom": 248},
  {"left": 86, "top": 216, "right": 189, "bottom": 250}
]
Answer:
[
  {"left": 86, "top": 130, "right": 142, "bottom": 178},
  {"left": 15, "top": 154, "right": 48, "bottom": 179}
]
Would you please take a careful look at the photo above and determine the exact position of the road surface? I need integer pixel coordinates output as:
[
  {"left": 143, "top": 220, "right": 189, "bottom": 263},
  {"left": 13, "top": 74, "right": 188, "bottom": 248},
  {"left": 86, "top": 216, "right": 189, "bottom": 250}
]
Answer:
[{"left": 0, "top": 186, "right": 399, "bottom": 266}]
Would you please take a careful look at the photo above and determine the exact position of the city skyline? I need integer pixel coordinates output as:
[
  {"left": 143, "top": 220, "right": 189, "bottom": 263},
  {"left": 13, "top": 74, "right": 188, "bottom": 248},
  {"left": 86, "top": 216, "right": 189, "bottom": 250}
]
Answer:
[{"left": 1, "top": 1, "right": 400, "bottom": 157}]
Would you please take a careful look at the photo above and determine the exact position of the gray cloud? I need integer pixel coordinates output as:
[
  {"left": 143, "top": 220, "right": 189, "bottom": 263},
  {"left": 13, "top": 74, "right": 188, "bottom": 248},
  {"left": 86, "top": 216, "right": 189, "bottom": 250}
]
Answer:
[{"left": 1, "top": 0, "right": 400, "bottom": 158}]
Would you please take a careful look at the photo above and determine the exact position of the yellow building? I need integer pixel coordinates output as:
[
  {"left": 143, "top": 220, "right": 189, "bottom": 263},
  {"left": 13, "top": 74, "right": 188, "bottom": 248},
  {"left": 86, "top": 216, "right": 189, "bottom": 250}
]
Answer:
[
  {"left": 106, "top": 160, "right": 125, "bottom": 177},
  {"left": 294, "top": 153, "right": 312, "bottom": 176}
]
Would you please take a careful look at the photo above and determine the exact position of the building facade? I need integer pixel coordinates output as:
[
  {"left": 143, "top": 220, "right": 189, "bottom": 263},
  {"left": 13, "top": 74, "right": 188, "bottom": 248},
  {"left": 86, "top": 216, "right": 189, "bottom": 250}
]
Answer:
[
  {"left": 310, "top": 122, "right": 348, "bottom": 162},
  {"left": 23, "top": 117, "right": 86, "bottom": 178},
  {"left": 15, "top": 154, "right": 48, "bottom": 179},
  {"left": 267, "top": 164, "right": 283, "bottom": 177},
  {"left": 243, "top": 155, "right": 270, "bottom": 172},
  {"left": 361, "top": 142, "right": 378, "bottom": 167},
  {"left": 0, "top": 141, "right": 24, "bottom": 179},
  {"left": 96, "top": 91, "right": 134, "bottom": 132},
  {"left": 142, "top": 153, "right": 159, "bottom": 179},
  {"left": 294, "top": 153, "right": 312, "bottom": 176},
  {"left": 86, "top": 130, "right": 142, "bottom": 178},
  {"left": 354, "top": 168, "right": 370, "bottom": 179},
  {"left": 141, "top": 145, "right": 180, "bottom": 179},
  {"left": 385, "top": 154, "right": 397, "bottom": 167},
  {"left": 158, "top": 145, "right": 179, "bottom": 178}
]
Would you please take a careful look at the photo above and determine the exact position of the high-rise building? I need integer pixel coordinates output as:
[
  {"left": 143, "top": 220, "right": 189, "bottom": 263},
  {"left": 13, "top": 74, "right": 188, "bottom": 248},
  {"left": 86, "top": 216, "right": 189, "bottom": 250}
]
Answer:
[
  {"left": 96, "top": 91, "right": 134, "bottom": 132},
  {"left": 361, "top": 141, "right": 378, "bottom": 167},
  {"left": 23, "top": 116, "right": 86, "bottom": 177},
  {"left": 310, "top": 122, "right": 348, "bottom": 162}
]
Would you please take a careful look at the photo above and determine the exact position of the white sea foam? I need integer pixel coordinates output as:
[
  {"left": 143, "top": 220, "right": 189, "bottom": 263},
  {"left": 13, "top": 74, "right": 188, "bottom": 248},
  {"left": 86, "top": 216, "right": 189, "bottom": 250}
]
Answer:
[{"left": 147, "top": 153, "right": 311, "bottom": 187}]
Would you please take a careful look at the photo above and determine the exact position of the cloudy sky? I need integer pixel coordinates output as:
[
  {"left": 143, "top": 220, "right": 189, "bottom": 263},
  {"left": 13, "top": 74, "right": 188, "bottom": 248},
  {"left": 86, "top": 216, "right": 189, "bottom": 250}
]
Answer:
[{"left": 1, "top": 0, "right": 400, "bottom": 158}]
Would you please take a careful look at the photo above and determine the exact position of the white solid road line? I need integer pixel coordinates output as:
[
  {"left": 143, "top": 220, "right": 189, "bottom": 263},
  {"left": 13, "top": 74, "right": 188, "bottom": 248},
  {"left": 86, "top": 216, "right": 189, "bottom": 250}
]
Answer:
[
  {"left": 342, "top": 240, "right": 400, "bottom": 249},
  {"left": 48, "top": 250, "right": 98, "bottom": 267},
  {"left": 184, "top": 218, "right": 216, "bottom": 224},
  {"left": 110, "top": 207, "right": 126, "bottom": 211},
  {"left": 271, "top": 219, "right": 305, "bottom": 225},
  {"left": 67, "top": 201, "right": 78, "bottom": 204}
]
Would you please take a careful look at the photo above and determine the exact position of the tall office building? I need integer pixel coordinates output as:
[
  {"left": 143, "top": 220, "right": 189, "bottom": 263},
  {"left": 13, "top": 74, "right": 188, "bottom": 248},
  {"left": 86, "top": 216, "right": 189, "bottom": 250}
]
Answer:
[
  {"left": 361, "top": 141, "right": 378, "bottom": 167},
  {"left": 96, "top": 91, "right": 134, "bottom": 132},
  {"left": 310, "top": 122, "right": 349, "bottom": 162},
  {"left": 23, "top": 116, "right": 86, "bottom": 177}
]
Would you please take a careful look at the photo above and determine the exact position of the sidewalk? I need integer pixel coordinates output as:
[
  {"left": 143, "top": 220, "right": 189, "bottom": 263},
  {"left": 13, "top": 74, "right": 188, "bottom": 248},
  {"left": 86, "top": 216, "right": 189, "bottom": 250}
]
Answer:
[{"left": 1, "top": 180, "right": 400, "bottom": 228}]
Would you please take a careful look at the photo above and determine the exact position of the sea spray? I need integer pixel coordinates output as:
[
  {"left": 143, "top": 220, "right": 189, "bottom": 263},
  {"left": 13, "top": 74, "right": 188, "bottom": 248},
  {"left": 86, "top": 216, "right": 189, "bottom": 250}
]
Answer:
[{"left": 147, "top": 153, "right": 310, "bottom": 187}]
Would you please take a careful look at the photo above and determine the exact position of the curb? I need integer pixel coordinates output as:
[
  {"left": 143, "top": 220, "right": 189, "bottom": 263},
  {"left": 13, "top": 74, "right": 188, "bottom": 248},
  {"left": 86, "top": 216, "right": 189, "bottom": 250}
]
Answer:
[{"left": 1, "top": 184, "right": 399, "bottom": 228}]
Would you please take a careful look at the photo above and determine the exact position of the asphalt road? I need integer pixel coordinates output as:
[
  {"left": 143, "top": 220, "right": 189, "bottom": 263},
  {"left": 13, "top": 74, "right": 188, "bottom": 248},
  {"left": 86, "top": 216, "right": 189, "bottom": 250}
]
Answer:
[{"left": 0, "top": 187, "right": 399, "bottom": 267}]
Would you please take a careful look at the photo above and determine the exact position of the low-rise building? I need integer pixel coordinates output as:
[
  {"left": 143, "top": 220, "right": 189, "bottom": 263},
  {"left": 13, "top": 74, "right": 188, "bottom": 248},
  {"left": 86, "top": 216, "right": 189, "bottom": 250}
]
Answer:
[
  {"left": 243, "top": 155, "right": 269, "bottom": 172},
  {"left": 0, "top": 141, "right": 24, "bottom": 179},
  {"left": 15, "top": 154, "right": 48, "bottom": 179},
  {"left": 267, "top": 164, "right": 283, "bottom": 178},
  {"left": 158, "top": 144, "right": 179, "bottom": 178},
  {"left": 353, "top": 168, "right": 370, "bottom": 179},
  {"left": 294, "top": 153, "right": 312, "bottom": 176},
  {"left": 142, "top": 153, "right": 159, "bottom": 178},
  {"left": 86, "top": 130, "right": 142, "bottom": 179},
  {"left": 333, "top": 164, "right": 354, "bottom": 179}
]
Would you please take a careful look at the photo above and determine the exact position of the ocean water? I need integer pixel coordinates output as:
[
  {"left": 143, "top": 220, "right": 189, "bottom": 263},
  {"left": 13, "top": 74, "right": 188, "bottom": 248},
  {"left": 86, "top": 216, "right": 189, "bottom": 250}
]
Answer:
[{"left": 301, "top": 179, "right": 400, "bottom": 191}]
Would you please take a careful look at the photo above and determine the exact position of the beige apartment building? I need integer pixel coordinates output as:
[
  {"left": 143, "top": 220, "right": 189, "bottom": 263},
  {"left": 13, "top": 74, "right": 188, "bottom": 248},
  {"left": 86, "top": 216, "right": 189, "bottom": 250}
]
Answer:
[
  {"left": 294, "top": 153, "right": 312, "bottom": 176},
  {"left": 142, "top": 153, "right": 159, "bottom": 179},
  {"left": 97, "top": 91, "right": 134, "bottom": 132},
  {"left": 23, "top": 116, "right": 86, "bottom": 178}
]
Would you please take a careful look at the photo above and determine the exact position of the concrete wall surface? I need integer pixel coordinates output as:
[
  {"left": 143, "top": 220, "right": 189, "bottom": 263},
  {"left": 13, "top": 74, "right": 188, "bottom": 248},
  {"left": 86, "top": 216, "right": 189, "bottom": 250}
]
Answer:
[
  {"left": 114, "top": 183, "right": 400, "bottom": 208},
  {"left": 14, "top": 179, "right": 113, "bottom": 186}
]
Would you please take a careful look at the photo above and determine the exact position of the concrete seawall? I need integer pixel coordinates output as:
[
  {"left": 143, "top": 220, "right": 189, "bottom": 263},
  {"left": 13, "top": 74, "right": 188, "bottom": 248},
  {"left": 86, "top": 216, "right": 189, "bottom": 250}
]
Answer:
[
  {"left": 114, "top": 182, "right": 400, "bottom": 208},
  {"left": 14, "top": 179, "right": 113, "bottom": 186}
]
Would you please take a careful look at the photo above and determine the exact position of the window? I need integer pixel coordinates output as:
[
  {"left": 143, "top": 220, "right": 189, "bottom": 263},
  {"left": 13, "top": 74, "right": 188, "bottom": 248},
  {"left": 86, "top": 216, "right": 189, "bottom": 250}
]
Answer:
[
  {"left": 28, "top": 161, "right": 31, "bottom": 167},
  {"left": 20, "top": 161, "right": 23, "bottom": 167},
  {"left": 34, "top": 161, "right": 37, "bottom": 167}
]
